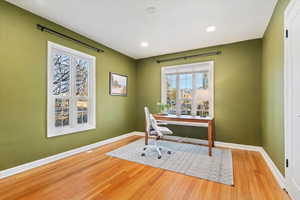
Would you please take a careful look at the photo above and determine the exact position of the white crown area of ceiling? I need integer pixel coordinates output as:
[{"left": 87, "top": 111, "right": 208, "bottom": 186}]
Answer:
[{"left": 6, "top": 0, "right": 277, "bottom": 59}]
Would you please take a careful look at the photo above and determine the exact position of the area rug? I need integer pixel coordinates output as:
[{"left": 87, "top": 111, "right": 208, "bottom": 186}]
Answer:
[{"left": 106, "top": 139, "right": 233, "bottom": 185}]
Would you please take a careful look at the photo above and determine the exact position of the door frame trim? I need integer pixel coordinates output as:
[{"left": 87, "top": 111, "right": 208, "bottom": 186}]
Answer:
[{"left": 284, "top": 0, "right": 299, "bottom": 199}]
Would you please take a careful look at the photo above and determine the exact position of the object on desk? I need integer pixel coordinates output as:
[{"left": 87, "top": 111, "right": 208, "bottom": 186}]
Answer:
[
  {"left": 142, "top": 107, "right": 173, "bottom": 159},
  {"left": 156, "top": 102, "right": 170, "bottom": 115}
]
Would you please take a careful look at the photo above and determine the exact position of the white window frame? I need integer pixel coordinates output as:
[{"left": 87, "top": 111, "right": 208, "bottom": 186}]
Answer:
[
  {"left": 161, "top": 61, "right": 214, "bottom": 118},
  {"left": 47, "top": 41, "right": 96, "bottom": 138}
]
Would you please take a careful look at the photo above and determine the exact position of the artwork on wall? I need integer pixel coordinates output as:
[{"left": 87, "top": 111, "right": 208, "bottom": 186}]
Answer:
[{"left": 109, "top": 72, "right": 128, "bottom": 96}]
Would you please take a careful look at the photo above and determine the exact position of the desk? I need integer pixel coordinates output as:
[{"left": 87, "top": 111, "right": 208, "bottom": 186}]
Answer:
[{"left": 150, "top": 114, "right": 215, "bottom": 156}]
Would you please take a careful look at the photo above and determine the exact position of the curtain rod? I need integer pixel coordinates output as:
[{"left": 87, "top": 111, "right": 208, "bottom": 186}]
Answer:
[
  {"left": 156, "top": 51, "right": 221, "bottom": 63},
  {"left": 37, "top": 24, "right": 104, "bottom": 53}
]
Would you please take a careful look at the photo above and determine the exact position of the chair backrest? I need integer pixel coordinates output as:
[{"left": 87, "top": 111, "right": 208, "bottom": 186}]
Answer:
[
  {"left": 149, "top": 114, "right": 158, "bottom": 128},
  {"left": 144, "top": 107, "right": 151, "bottom": 133},
  {"left": 144, "top": 107, "right": 162, "bottom": 137}
]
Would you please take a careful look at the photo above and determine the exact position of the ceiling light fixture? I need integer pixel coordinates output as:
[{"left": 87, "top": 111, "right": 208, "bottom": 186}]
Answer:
[
  {"left": 206, "top": 26, "right": 216, "bottom": 32},
  {"left": 141, "top": 42, "right": 149, "bottom": 47},
  {"left": 146, "top": 6, "right": 157, "bottom": 14}
]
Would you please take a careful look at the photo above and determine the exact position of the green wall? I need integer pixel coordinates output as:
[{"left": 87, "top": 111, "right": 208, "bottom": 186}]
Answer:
[
  {"left": 261, "top": 0, "right": 290, "bottom": 175},
  {"left": 0, "top": 1, "right": 137, "bottom": 170},
  {"left": 136, "top": 39, "right": 262, "bottom": 146},
  {"left": 1, "top": 0, "right": 291, "bottom": 174}
]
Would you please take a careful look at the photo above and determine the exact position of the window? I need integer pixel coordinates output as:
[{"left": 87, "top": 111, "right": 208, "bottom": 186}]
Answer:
[
  {"left": 161, "top": 61, "right": 214, "bottom": 118},
  {"left": 47, "top": 42, "right": 96, "bottom": 137}
]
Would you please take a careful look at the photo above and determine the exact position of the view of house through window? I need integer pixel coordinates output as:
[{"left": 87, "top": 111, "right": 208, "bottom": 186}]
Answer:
[{"left": 162, "top": 62, "right": 213, "bottom": 118}]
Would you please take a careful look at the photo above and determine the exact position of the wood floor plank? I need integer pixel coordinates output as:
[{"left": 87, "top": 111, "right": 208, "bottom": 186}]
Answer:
[{"left": 0, "top": 136, "right": 291, "bottom": 200}]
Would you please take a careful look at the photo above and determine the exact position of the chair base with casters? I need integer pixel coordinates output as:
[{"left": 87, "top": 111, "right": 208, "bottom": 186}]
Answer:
[{"left": 141, "top": 137, "right": 172, "bottom": 159}]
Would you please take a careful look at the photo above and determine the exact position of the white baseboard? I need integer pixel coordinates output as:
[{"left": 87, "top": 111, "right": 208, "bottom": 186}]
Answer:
[
  {"left": 134, "top": 131, "right": 146, "bottom": 136},
  {"left": 0, "top": 132, "right": 139, "bottom": 179},
  {"left": 258, "top": 147, "right": 286, "bottom": 189},
  {"left": 214, "top": 141, "right": 262, "bottom": 151},
  {"left": 0, "top": 131, "right": 286, "bottom": 190}
]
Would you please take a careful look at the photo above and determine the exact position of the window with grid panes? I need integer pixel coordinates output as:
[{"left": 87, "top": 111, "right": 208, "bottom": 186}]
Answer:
[
  {"left": 47, "top": 42, "right": 96, "bottom": 137},
  {"left": 161, "top": 61, "right": 214, "bottom": 118}
]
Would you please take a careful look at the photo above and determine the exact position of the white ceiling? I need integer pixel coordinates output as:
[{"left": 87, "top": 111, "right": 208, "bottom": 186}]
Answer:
[{"left": 6, "top": 0, "right": 277, "bottom": 59}]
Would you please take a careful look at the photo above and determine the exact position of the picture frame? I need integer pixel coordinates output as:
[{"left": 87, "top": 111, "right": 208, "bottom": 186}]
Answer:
[{"left": 109, "top": 72, "right": 128, "bottom": 96}]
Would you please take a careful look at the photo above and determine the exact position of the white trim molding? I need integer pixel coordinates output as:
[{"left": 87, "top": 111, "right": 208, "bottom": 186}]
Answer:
[
  {"left": 215, "top": 141, "right": 261, "bottom": 151},
  {"left": 259, "top": 148, "right": 286, "bottom": 189},
  {"left": 284, "top": 1, "right": 300, "bottom": 199},
  {"left": 0, "top": 131, "right": 286, "bottom": 190},
  {"left": 0, "top": 132, "right": 139, "bottom": 179}
]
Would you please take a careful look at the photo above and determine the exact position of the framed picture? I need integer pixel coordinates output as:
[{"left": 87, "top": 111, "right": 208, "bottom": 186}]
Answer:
[{"left": 109, "top": 72, "right": 128, "bottom": 96}]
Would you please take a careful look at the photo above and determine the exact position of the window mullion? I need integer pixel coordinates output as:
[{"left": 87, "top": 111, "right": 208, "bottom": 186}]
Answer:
[
  {"left": 208, "top": 70, "right": 212, "bottom": 118},
  {"left": 176, "top": 74, "right": 180, "bottom": 116},
  {"left": 71, "top": 55, "right": 76, "bottom": 129},
  {"left": 191, "top": 73, "right": 196, "bottom": 116},
  {"left": 87, "top": 63, "right": 91, "bottom": 126},
  {"left": 162, "top": 72, "right": 167, "bottom": 104},
  {"left": 70, "top": 96, "right": 76, "bottom": 128}
]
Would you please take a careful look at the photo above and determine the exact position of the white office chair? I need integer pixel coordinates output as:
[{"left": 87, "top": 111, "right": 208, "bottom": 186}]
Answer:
[{"left": 142, "top": 107, "right": 173, "bottom": 159}]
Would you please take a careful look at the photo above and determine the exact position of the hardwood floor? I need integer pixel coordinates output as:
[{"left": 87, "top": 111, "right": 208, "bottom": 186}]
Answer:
[{"left": 0, "top": 136, "right": 291, "bottom": 200}]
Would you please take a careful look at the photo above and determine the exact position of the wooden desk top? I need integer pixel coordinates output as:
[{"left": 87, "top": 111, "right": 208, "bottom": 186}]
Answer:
[{"left": 153, "top": 114, "right": 214, "bottom": 123}]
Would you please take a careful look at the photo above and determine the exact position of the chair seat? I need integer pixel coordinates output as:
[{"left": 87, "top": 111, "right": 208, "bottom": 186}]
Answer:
[{"left": 150, "top": 126, "right": 173, "bottom": 136}]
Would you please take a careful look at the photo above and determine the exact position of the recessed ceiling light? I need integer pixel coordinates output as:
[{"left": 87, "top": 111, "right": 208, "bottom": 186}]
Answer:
[
  {"left": 141, "top": 42, "right": 149, "bottom": 47},
  {"left": 146, "top": 6, "right": 157, "bottom": 14},
  {"left": 206, "top": 26, "right": 216, "bottom": 32}
]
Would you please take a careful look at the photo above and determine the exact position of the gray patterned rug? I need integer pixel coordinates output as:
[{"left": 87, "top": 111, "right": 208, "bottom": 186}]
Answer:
[{"left": 106, "top": 139, "right": 233, "bottom": 185}]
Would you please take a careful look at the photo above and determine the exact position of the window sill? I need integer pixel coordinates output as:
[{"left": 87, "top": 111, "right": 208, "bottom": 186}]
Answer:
[{"left": 47, "top": 125, "right": 96, "bottom": 138}]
